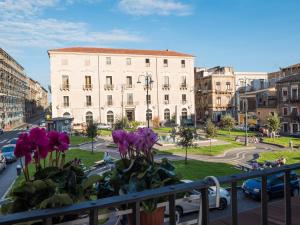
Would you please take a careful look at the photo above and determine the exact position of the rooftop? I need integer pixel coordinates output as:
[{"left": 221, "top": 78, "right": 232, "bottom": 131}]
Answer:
[
  {"left": 277, "top": 73, "right": 300, "bottom": 84},
  {"left": 48, "top": 47, "right": 194, "bottom": 57}
]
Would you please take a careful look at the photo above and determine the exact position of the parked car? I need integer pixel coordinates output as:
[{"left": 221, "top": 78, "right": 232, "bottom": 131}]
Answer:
[
  {"left": 9, "top": 138, "right": 18, "bottom": 145},
  {"left": 165, "top": 180, "right": 231, "bottom": 224},
  {"left": 242, "top": 171, "right": 299, "bottom": 200},
  {"left": 234, "top": 125, "right": 249, "bottom": 131},
  {"left": 1, "top": 144, "right": 17, "bottom": 163},
  {"left": 0, "top": 153, "right": 6, "bottom": 171},
  {"left": 0, "top": 128, "right": 4, "bottom": 135},
  {"left": 97, "top": 123, "right": 111, "bottom": 130}
]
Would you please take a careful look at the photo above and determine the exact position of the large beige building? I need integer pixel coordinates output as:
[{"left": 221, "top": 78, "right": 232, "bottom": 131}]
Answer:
[{"left": 48, "top": 47, "right": 195, "bottom": 125}]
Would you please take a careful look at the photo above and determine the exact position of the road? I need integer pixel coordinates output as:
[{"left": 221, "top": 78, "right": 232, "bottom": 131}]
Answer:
[{"left": 0, "top": 119, "right": 42, "bottom": 199}]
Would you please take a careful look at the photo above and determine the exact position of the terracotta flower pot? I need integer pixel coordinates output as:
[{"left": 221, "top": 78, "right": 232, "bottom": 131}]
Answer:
[{"left": 128, "top": 207, "right": 165, "bottom": 225}]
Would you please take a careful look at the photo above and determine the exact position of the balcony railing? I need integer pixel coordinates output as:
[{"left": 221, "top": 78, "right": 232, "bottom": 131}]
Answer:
[
  {"left": 83, "top": 84, "right": 92, "bottom": 90},
  {"left": 0, "top": 163, "right": 299, "bottom": 225},
  {"left": 106, "top": 101, "right": 113, "bottom": 106},
  {"left": 164, "top": 100, "right": 169, "bottom": 104},
  {"left": 125, "top": 84, "right": 134, "bottom": 89},
  {"left": 104, "top": 84, "right": 114, "bottom": 90},
  {"left": 60, "top": 84, "right": 70, "bottom": 91},
  {"left": 162, "top": 84, "right": 170, "bottom": 90},
  {"left": 180, "top": 83, "right": 187, "bottom": 90},
  {"left": 125, "top": 101, "right": 138, "bottom": 106}
]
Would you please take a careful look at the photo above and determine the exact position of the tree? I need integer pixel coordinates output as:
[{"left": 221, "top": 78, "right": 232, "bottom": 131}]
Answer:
[
  {"left": 86, "top": 122, "right": 97, "bottom": 153},
  {"left": 221, "top": 114, "right": 235, "bottom": 135},
  {"left": 177, "top": 127, "right": 194, "bottom": 164},
  {"left": 152, "top": 116, "right": 160, "bottom": 128},
  {"left": 267, "top": 113, "right": 281, "bottom": 140},
  {"left": 205, "top": 121, "right": 217, "bottom": 152}
]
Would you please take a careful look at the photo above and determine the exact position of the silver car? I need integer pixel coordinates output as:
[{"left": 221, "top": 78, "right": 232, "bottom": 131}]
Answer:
[{"left": 165, "top": 180, "right": 231, "bottom": 224}]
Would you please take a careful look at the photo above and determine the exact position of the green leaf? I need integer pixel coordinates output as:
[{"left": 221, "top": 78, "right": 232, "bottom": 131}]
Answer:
[
  {"left": 82, "top": 175, "right": 101, "bottom": 190},
  {"left": 39, "top": 194, "right": 73, "bottom": 209}
]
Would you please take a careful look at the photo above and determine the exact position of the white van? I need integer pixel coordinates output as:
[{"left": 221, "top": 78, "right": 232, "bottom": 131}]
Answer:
[{"left": 0, "top": 153, "right": 6, "bottom": 172}]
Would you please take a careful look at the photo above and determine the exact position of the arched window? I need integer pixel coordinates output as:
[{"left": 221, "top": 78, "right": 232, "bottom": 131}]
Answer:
[
  {"left": 63, "top": 112, "right": 71, "bottom": 118},
  {"left": 86, "top": 111, "right": 93, "bottom": 124},
  {"left": 164, "top": 109, "right": 170, "bottom": 121},
  {"left": 182, "top": 108, "right": 187, "bottom": 120},
  {"left": 146, "top": 109, "right": 152, "bottom": 120},
  {"left": 107, "top": 111, "right": 114, "bottom": 124}
]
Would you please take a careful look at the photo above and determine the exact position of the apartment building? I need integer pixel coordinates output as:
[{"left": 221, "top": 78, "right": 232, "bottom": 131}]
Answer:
[
  {"left": 268, "top": 63, "right": 300, "bottom": 86},
  {"left": 0, "top": 48, "right": 27, "bottom": 130},
  {"left": 195, "top": 66, "right": 235, "bottom": 122},
  {"left": 256, "top": 87, "right": 277, "bottom": 126},
  {"left": 48, "top": 47, "right": 195, "bottom": 125},
  {"left": 276, "top": 73, "right": 300, "bottom": 135}
]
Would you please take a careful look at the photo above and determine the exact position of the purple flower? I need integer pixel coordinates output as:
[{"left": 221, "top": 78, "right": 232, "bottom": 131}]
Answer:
[
  {"left": 29, "top": 127, "right": 49, "bottom": 159},
  {"left": 112, "top": 130, "right": 127, "bottom": 144},
  {"left": 14, "top": 132, "right": 32, "bottom": 165},
  {"left": 48, "top": 131, "right": 70, "bottom": 152}
]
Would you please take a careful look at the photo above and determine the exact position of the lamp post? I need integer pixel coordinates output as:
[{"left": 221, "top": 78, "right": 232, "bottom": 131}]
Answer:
[
  {"left": 137, "top": 74, "right": 153, "bottom": 128},
  {"left": 242, "top": 79, "right": 251, "bottom": 146}
]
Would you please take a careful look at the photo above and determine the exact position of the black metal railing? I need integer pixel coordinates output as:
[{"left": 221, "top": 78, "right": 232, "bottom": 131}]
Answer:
[{"left": 0, "top": 163, "right": 300, "bottom": 225}]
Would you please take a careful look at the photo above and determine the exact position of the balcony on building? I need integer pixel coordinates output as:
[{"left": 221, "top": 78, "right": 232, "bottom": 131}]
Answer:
[
  {"left": 162, "top": 83, "right": 170, "bottom": 90},
  {"left": 83, "top": 84, "right": 93, "bottom": 91},
  {"left": 104, "top": 84, "right": 114, "bottom": 90},
  {"left": 60, "top": 84, "right": 70, "bottom": 91},
  {"left": 180, "top": 83, "right": 187, "bottom": 90}
]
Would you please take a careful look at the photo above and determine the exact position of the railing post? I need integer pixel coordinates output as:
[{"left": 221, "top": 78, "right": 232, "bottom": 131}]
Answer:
[
  {"left": 89, "top": 208, "right": 98, "bottom": 225},
  {"left": 201, "top": 188, "right": 209, "bottom": 225},
  {"left": 43, "top": 218, "right": 52, "bottom": 225},
  {"left": 284, "top": 170, "right": 291, "bottom": 225},
  {"left": 169, "top": 194, "right": 176, "bottom": 225},
  {"left": 132, "top": 201, "right": 140, "bottom": 225},
  {"left": 261, "top": 175, "right": 268, "bottom": 225},
  {"left": 231, "top": 181, "right": 238, "bottom": 225}
]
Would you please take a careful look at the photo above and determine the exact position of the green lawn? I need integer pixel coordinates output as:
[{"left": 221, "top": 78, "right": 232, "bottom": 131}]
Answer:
[
  {"left": 14, "top": 149, "right": 104, "bottom": 188},
  {"left": 97, "top": 129, "right": 112, "bottom": 136},
  {"left": 263, "top": 137, "right": 300, "bottom": 148},
  {"left": 153, "top": 127, "right": 173, "bottom": 133},
  {"left": 160, "top": 143, "right": 243, "bottom": 156},
  {"left": 70, "top": 135, "right": 92, "bottom": 145},
  {"left": 216, "top": 129, "right": 257, "bottom": 143},
  {"left": 258, "top": 151, "right": 300, "bottom": 165},
  {"left": 173, "top": 160, "right": 241, "bottom": 180}
]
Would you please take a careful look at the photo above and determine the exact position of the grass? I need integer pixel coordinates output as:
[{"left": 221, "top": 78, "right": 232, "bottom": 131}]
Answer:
[
  {"left": 173, "top": 160, "right": 241, "bottom": 181},
  {"left": 216, "top": 129, "right": 257, "bottom": 143},
  {"left": 160, "top": 142, "right": 243, "bottom": 156},
  {"left": 258, "top": 150, "right": 300, "bottom": 165},
  {"left": 263, "top": 137, "right": 300, "bottom": 148},
  {"left": 97, "top": 129, "right": 112, "bottom": 136},
  {"left": 14, "top": 149, "right": 104, "bottom": 188},
  {"left": 153, "top": 127, "right": 173, "bottom": 133},
  {"left": 70, "top": 136, "right": 92, "bottom": 145}
]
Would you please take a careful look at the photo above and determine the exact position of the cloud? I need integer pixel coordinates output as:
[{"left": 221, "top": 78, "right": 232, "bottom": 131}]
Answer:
[
  {"left": 118, "top": 0, "right": 192, "bottom": 16},
  {"left": 0, "top": 19, "right": 143, "bottom": 49},
  {"left": 0, "top": 0, "right": 143, "bottom": 50}
]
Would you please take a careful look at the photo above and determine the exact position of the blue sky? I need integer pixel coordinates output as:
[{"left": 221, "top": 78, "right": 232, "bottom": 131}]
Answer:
[{"left": 1, "top": 0, "right": 300, "bottom": 89}]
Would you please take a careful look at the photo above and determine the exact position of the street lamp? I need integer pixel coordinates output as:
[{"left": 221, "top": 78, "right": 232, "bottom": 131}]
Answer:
[
  {"left": 241, "top": 79, "right": 251, "bottom": 146},
  {"left": 137, "top": 73, "right": 154, "bottom": 128}
]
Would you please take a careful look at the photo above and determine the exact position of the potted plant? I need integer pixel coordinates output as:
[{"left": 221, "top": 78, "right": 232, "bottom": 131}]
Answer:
[
  {"left": 97, "top": 128, "right": 180, "bottom": 225},
  {"left": 1, "top": 128, "right": 100, "bottom": 224}
]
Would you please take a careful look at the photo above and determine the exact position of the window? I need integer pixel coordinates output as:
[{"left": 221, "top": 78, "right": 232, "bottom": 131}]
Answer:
[
  {"left": 181, "top": 60, "right": 185, "bottom": 68},
  {"left": 86, "top": 95, "right": 92, "bottom": 106},
  {"left": 85, "top": 76, "right": 92, "bottom": 89},
  {"left": 291, "top": 86, "right": 298, "bottom": 100},
  {"left": 106, "top": 57, "right": 111, "bottom": 65},
  {"left": 270, "top": 112, "right": 275, "bottom": 116},
  {"left": 164, "top": 109, "right": 170, "bottom": 120},
  {"left": 163, "top": 59, "right": 168, "bottom": 67},
  {"left": 181, "top": 76, "right": 187, "bottom": 87},
  {"left": 217, "top": 97, "right": 221, "bottom": 105},
  {"left": 283, "top": 107, "right": 288, "bottom": 116},
  {"left": 283, "top": 123, "right": 289, "bottom": 133},
  {"left": 106, "top": 76, "right": 112, "bottom": 85},
  {"left": 164, "top": 94, "right": 169, "bottom": 104},
  {"left": 226, "top": 82, "right": 231, "bottom": 90},
  {"left": 86, "top": 111, "right": 93, "bottom": 124},
  {"left": 126, "top": 76, "right": 132, "bottom": 88},
  {"left": 163, "top": 76, "right": 169, "bottom": 87},
  {"left": 63, "top": 96, "right": 69, "bottom": 107},
  {"left": 126, "top": 58, "right": 131, "bottom": 65},
  {"left": 182, "top": 108, "right": 187, "bottom": 120},
  {"left": 216, "top": 82, "right": 221, "bottom": 90},
  {"left": 282, "top": 88, "right": 288, "bottom": 97},
  {"left": 146, "top": 95, "right": 151, "bottom": 104},
  {"left": 146, "top": 109, "right": 152, "bottom": 120},
  {"left": 62, "top": 75, "right": 69, "bottom": 89},
  {"left": 260, "top": 79, "right": 264, "bottom": 89},
  {"left": 63, "top": 112, "right": 71, "bottom": 118},
  {"left": 182, "top": 94, "right": 187, "bottom": 104},
  {"left": 145, "top": 58, "right": 150, "bottom": 67},
  {"left": 107, "top": 111, "right": 114, "bottom": 124},
  {"left": 291, "top": 107, "right": 298, "bottom": 116},
  {"left": 107, "top": 95, "right": 112, "bottom": 106},
  {"left": 127, "top": 93, "right": 133, "bottom": 105}
]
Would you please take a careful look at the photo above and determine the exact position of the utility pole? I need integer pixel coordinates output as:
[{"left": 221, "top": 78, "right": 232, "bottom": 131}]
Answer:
[{"left": 244, "top": 79, "right": 248, "bottom": 146}]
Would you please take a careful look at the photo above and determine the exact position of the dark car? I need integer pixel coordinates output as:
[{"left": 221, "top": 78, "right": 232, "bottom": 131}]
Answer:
[
  {"left": 1, "top": 144, "right": 17, "bottom": 163},
  {"left": 242, "top": 171, "right": 299, "bottom": 200}
]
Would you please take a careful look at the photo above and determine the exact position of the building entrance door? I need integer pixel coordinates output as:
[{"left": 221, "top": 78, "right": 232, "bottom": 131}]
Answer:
[
  {"left": 292, "top": 123, "right": 298, "bottom": 133},
  {"left": 126, "top": 110, "right": 135, "bottom": 121}
]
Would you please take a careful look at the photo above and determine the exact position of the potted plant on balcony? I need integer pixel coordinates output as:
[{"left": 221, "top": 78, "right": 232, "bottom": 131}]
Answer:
[
  {"left": 97, "top": 128, "right": 180, "bottom": 225},
  {"left": 1, "top": 128, "right": 100, "bottom": 224}
]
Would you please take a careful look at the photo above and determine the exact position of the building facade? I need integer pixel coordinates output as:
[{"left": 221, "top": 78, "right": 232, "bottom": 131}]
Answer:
[
  {"left": 48, "top": 47, "right": 195, "bottom": 126},
  {"left": 276, "top": 73, "right": 300, "bottom": 135},
  {"left": 195, "top": 67, "right": 235, "bottom": 122},
  {"left": 0, "top": 48, "right": 27, "bottom": 130},
  {"left": 256, "top": 87, "right": 277, "bottom": 126},
  {"left": 268, "top": 63, "right": 300, "bottom": 86}
]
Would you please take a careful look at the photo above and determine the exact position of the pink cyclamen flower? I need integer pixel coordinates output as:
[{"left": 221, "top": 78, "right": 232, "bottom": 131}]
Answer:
[
  {"left": 48, "top": 131, "right": 70, "bottom": 152},
  {"left": 14, "top": 132, "right": 33, "bottom": 165},
  {"left": 29, "top": 127, "right": 49, "bottom": 159}
]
